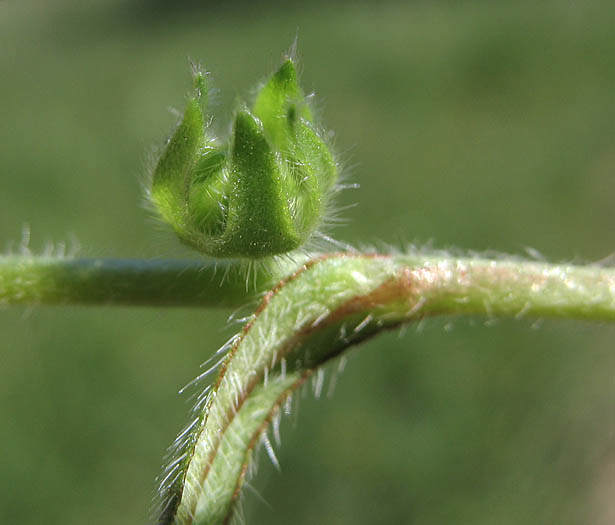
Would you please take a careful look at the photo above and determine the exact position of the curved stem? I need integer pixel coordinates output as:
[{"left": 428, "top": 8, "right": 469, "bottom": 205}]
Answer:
[
  {"left": 154, "top": 252, "right": 615, "bottom": 525},
  {"left": 3, "top": 252, "right": 615, "bottom": 523}
]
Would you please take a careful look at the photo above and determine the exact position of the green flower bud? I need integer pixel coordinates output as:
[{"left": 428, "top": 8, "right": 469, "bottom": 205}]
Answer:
[{"left": 150, "top": 57, "right": 337, "bottom": 259}]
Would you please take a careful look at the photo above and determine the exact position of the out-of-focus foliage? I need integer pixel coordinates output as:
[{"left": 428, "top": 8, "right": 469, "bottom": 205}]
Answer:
[{"left": 1, "top": 1, "right": 614, "bottom": 524}]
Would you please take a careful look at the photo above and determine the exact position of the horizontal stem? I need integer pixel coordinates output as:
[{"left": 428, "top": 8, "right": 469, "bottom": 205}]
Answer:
[
  {"left": 396, "top": 254, "right": 615, "bottom": 322},
  {"left": 2, "top": 254, "right": 614, "bottom": 321},
  {"left": 0, "top": 256, "right": 270, "bottom": 308}
]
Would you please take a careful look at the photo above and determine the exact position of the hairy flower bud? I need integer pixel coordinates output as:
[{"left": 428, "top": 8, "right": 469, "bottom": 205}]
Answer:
[{"left": 150, "top": 57, "right": 337, "bottom": 258}]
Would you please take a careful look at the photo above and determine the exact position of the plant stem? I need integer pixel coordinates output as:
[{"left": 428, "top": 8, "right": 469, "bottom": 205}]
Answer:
[
  {"left": 3, "top": 252, "right": 614, "bottom": 524},
  {"left": 2, "top": 253, "right": 614, "bottom": 320},
  {"left": 0, "top": 256, "right": 268, "bottom": 308},
  {"left": 396, "top": 253, "right": 615, "bottom": 322},
  {"left": 153, "top": 252, "right": 615, "bottom": 525}
]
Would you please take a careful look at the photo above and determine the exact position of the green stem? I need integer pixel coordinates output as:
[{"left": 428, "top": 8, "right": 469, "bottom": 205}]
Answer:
[
  {"left": 153, "top": 252, "right": 615, "bottom": 525},
  {"left": 1, "top": 253, "right": 614, "bottom": 320},
  {"left": 397, "top": 253, "right": 615, "bottom": 322},
  {"left": 0, "top": 256, "right": 270, "bottom": 308},
  {"left": 3, "top": 252, "right": 615, "bottom": 524}
]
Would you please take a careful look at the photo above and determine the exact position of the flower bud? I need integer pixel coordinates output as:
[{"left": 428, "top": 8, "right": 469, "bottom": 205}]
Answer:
[{"left": 150, "top": 57, "right": 337, "bottom": 258}]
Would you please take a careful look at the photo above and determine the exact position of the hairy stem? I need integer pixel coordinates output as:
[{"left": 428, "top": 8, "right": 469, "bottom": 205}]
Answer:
[
  {"left": 154, "top": 252, "right": 615, "bottom": 525},
  {"left": 397, "top": 253, "right": 615, "bottom": 321},
  {"left": 0, "top": 256, "right": 273, "bottom": 308},
  {"left": 1, "top": 253, "right": 614, "bottom": 319},
  {"left": 3, "top": 251, "right": 615, "bottom": 524}
]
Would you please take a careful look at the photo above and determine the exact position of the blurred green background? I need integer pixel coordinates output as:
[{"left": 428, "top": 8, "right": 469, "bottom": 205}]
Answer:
[{"left": 1, "top": 1, "right": 614, "bottom": 523}]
